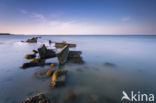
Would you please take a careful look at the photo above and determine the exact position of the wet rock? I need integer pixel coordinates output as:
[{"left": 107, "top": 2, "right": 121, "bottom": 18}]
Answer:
[
  {"left": 68, "top": 56, "right": 84, "bottom": 64},
  {"left": 49, "top": 40, "right": 52, "bottom": 45},
  {"left": 34, "top": 68, "right": 55, "bottom": 78},
  {"left": 65, "top": 92, "right": 77, "bottom": 102},
  {"left": 20, "top": 58, "right": 51, "bottom": 69},
  {"left": 50, "top": 63, "right": 57, "bottom": 68},
  {"left": 32, "top": 50, "right": 38, "bottom": 54},
  {"left": 68, "top": 51, "right": 84, "bottom": 64},
  {"left": 56, "top": 45, "right": 69, "bottom": 65},
  {"left": 38, "top": 44, "right": 56, "bottom": 59},
  {"left": 26, "top": 37, "right": 37, "bottom": 43},
  {"left": 51, "top": 69, "right": 67, "bottom": 87},
  {"left": 68, "top": 51, "right": 82, "bottom": 57},
  {"left": 25, "top": 54, "right": 36, "bottom": 59},
  {"left": 46, "top": 69, "right": 55, "bottom": 77},
  {"left": 55, "top": 41, "right": 76, "bottom": 48},
  {"left": 21, "top": 93, "right": 52, "bottom": 103},
  {"left": 104, "top": 62, "right": 115, "bottom": 67}
]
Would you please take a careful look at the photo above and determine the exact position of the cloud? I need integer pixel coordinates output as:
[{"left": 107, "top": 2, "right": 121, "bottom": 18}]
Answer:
[
  {"left": 20, "top": 9, "right": 45, "bottom": 20},
  {"left": 121, "top": 16, "right": 131, "bottom": 22},
  {"left": 20, "top": 9, "right": 27, "bottom": 14},
  {"left": 31, "top": 13, "right": 45, "bottom": 19}
]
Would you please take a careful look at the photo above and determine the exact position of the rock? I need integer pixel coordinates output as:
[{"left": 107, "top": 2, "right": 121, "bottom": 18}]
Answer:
[
  {"left": 68, "top": 56, "right": 84, "bottom": 64},
  {"left": 38, "top": 44, "right": 56, "bottom": 59},
  {"left": 32, "top": 50, "right": 38, "bottom": 54},
  {"left": 49, "top": 40, "right": 52, "bottom": 44},
  {"left": 56, "top": 45, "right": 69, "bottom": 65},
  {"left": 51, "top": 69, "right": 67, "bottom": 87},
  {"left": 21, "top": 93, "right": 52, "bottom": 103},
  {"left": 104, "top": 62, "right": 115, "bottom": 66},
  {"left": 65, "top": 92, "right": 77, "bottom": 102},
  {"left": 46, "top": 69, "right": 55, "bottom": 77},
  {"left": 20, "top": 58, "right": 51, "bottom": 69},
  {"left": 34, "top": 69, "right": 55, "bottom": 78},
  {"left": 55, "top": 41, "right": 76, "bottom": 48},
  {"left": 67, "top": 51, "right": 84, "bottom": 64},
  {"left": 68, "top": 51, "right": 82, "bottom": 57},
  {"left": 25, "top": 54, "right": 36, "bottom": 59},
  {"left": 50, "top": 63, "right": 57, "bottom": 68},
  {"left": 26, "top": 37, "right": 37, "bottom": 43}
]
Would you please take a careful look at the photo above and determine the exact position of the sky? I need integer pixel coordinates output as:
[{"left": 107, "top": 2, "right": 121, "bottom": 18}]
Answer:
[{"left": 0, "top": 0, "right": 156, "bottom": 35}]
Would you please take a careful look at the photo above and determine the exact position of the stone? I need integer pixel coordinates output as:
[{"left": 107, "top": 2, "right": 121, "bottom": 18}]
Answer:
[
  {"left": 21, "top": 93, "right": 52, "bottom": 103},
  {"left": 25, "top": 54, "right": 36, "bottom": 59},
  {"left": 56, "top": 45, "right": 69, "bottom": 65},
  {"left": 104, "top": 62, "right": 115, "bottom": 66},
  {"left": 67, "top": 51, "right": 84, "bottom": 64},
  {"left": 34, "top": 69, "right": 55, "bottom": 78},
  {"left": 38, "top": 44, "right": 56, "bottom": 59},
  {"left": 20, "top": 58, "right": 52, "bottom": 69},
  {"left": 68, "top": 56, "right": 84, "bottom": 64},
  {"left": 26, "top": 37, "right": 37, "bottom": 43},
  {"left": 55, "top": 42, "right": 76, "bottom": 48},
  {"left": 68, "top": 51, "right": 82, "bottom": 57},
  {"left": 46, "top": 70, "right": 55, "bottom": 77},
  {"left": 32, "top": 50, "right": 38, "bottom": 54},
  {"left": 51, "top": 69, "right": 67, "bottom": 87},
  {"left": 50, "top": 63, "right": 57, "bottom": 68}
]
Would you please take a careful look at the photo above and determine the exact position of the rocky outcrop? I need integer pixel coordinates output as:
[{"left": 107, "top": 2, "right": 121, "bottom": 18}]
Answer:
[
  {"left": 51, "top": 69, "right": 67, "bottom": 87},
  {"left": 38, "top": 44, "right": 56, "bottom": 59},
  {"left": 21, "top": 93, "right": 52, "bottom": 103}
]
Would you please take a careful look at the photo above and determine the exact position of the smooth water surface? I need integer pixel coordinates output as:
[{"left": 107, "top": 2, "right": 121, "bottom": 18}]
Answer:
[{"left": 0, "top": 35, "right": 156, "bottom": 103}]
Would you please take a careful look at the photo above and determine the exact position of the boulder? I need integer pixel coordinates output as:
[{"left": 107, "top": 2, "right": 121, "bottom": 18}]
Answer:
[
  {"left": 51, "top": 69, "right": 67, "bottom": 87},
  {"left": 56, "top": 45, "right": 69, "bottom": 65},
  {"left": 20, "top": 58, "right": 51, "bottom": 69},
  {"left": 34, "top": 68, "right": 55, "bottom": 78},
  {"left": 38, "top": 44, "right": 56, "bottom": 59},
  {"left": 68, "top": 51, "right": 82, "bottom": 57},
  {"left": 104, "top": 62, "right": 115, "bottom": 67},
  {"left": 26, "top": 37, "right": 37, "bottom": 43},
  {"left": 32, "top": 50, "right": 38, "bottom": 54},
  {"left": 21, "top": 93, "right": 52, "bottom": 103},
  {"left": 25, "top": 54, "right": 36, "bottom": 59},
  {"left": 55, "top": 41, "right": 76, "bottom": 48}
]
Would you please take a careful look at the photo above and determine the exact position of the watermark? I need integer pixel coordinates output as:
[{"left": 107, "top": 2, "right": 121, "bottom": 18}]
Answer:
[{"left": 121, "top": 91, "right": 154, "bottom": 102}]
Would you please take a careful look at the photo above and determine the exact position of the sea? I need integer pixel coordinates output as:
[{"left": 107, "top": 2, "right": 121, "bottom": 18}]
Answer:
[{"left": 0, "top": 35, "right": 156, "bottom": 103}]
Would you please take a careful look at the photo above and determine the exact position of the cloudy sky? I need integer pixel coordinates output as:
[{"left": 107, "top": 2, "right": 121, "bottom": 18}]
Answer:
[{"left": 0, "top": 0, "right": 156, "bottom": 35}]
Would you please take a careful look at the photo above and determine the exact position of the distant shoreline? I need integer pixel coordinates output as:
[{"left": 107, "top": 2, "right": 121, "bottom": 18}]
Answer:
[
  {"left": 0, "top": 33, "right": 11, "bottom": 35},
  {"left": 0, "top": 33, "right": 156, "bottom": 36}
]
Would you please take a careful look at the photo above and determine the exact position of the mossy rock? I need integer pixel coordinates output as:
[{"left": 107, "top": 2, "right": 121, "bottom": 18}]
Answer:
[
  {"left": 51, "top": 69, "right": 67, "bottom": 87},
  {"left": 35, "top": 69, "right": 55, "bottom": 78},
  {"left": 32, "top": 50, "right": 38, "bottom": 54},
  {"left": 26, "top": 37, "right": 37, "bottom": 43},
  {"left": 25, "top": 54, "right": 36, "bottom": 59},
  {"left": 46, "top": 70, "right": 55, "bottom": 77},
  {"left": 21, "top": 93, "right": 52, "bottom": 103},
  {"left": 50, "top": 63, "right": 56, "bottom": 68}
]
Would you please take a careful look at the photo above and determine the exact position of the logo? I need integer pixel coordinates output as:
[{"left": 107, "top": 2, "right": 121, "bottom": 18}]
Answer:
[{"left": 121, "top": 91, "right": 154, "bottom": 102}]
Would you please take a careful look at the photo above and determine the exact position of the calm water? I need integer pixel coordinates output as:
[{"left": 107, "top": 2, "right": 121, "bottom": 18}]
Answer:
[{"left": 0, "top": 35, "right": 156, "bottom": 103}]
